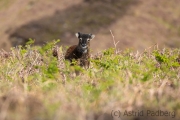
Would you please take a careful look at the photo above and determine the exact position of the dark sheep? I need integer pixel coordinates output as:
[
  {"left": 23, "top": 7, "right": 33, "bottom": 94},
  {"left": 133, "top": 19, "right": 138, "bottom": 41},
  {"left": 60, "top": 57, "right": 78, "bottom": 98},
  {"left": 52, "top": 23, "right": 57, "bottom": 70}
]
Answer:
[{"left": 65, "top": 32, "right": 95, "bottom": 68}]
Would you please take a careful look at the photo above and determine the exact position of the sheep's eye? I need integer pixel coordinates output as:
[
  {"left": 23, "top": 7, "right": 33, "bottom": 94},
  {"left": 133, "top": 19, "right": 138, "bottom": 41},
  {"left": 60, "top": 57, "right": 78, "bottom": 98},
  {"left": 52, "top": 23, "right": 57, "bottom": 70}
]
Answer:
[
  {"left": 87, "top": 38, "right": 90, "bottom": 41},
  {"left": 79, "top": 38, "right": 82, "bottom": 41}
]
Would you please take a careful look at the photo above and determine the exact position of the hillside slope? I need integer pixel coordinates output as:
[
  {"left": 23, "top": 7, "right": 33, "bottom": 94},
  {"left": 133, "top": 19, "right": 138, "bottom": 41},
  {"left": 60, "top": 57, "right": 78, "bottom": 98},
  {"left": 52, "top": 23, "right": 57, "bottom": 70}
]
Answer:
[{"left": 0, "top": 0, "right": 180, "bottom": 53}]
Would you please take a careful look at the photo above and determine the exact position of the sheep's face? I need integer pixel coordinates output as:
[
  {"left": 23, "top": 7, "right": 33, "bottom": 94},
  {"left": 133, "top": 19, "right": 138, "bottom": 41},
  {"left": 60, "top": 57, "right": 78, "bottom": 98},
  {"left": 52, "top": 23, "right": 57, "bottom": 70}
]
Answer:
[{"left": 76, "top": 32, "right": 95, "bottom": 52}]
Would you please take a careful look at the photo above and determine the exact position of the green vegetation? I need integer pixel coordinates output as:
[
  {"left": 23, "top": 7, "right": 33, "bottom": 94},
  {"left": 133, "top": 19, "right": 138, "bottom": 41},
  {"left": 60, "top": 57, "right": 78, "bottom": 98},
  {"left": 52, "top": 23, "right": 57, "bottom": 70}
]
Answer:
[{"left": 0, "top": 40, "right": 180, "bottom": 120}]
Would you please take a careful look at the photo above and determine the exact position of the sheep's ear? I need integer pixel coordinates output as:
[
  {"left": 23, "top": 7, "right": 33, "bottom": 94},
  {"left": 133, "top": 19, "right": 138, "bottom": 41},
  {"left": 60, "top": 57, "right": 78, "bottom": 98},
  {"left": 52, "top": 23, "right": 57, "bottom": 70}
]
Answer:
[
  {"left": 75, "top": 32, "right": 80, "bottom": 38},
  {"left": 90, "top": 34, "right": 95, "bottom": 40}
]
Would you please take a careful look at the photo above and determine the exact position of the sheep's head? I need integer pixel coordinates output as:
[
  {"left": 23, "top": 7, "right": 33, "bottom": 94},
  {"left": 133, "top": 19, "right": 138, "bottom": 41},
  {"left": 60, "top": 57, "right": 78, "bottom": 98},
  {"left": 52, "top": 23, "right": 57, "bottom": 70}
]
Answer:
[{"left": 75, "top": 32, "right": 95, "bottom": 53}]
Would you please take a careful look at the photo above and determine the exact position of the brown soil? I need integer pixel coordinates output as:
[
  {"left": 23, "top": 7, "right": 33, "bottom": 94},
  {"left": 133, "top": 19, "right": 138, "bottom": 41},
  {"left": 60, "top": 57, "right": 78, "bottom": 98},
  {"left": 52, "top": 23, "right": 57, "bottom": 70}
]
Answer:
[{"left": 0, "top": 0, "right": 180, "bottom": 53}]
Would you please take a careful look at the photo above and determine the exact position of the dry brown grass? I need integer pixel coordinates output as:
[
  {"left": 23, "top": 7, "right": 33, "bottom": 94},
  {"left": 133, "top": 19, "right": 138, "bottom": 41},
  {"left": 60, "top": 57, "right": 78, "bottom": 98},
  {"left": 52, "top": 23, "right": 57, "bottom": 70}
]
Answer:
[
  {"left": 0, "top": 0, "right": 180, "bottom": 52},
  {"left": 0, "top": 42, "right": 179, "bottom": 120}
]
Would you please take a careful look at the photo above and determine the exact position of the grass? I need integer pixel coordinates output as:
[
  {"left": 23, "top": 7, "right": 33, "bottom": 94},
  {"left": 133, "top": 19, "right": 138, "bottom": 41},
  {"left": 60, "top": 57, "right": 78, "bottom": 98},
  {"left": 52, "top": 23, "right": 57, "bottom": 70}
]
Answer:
[
  {"left": 0, "top": 0, "right": 14, "bottom": 10},
  {"left": 0, "top": 39, "right": 180, "bottom": 120}
]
